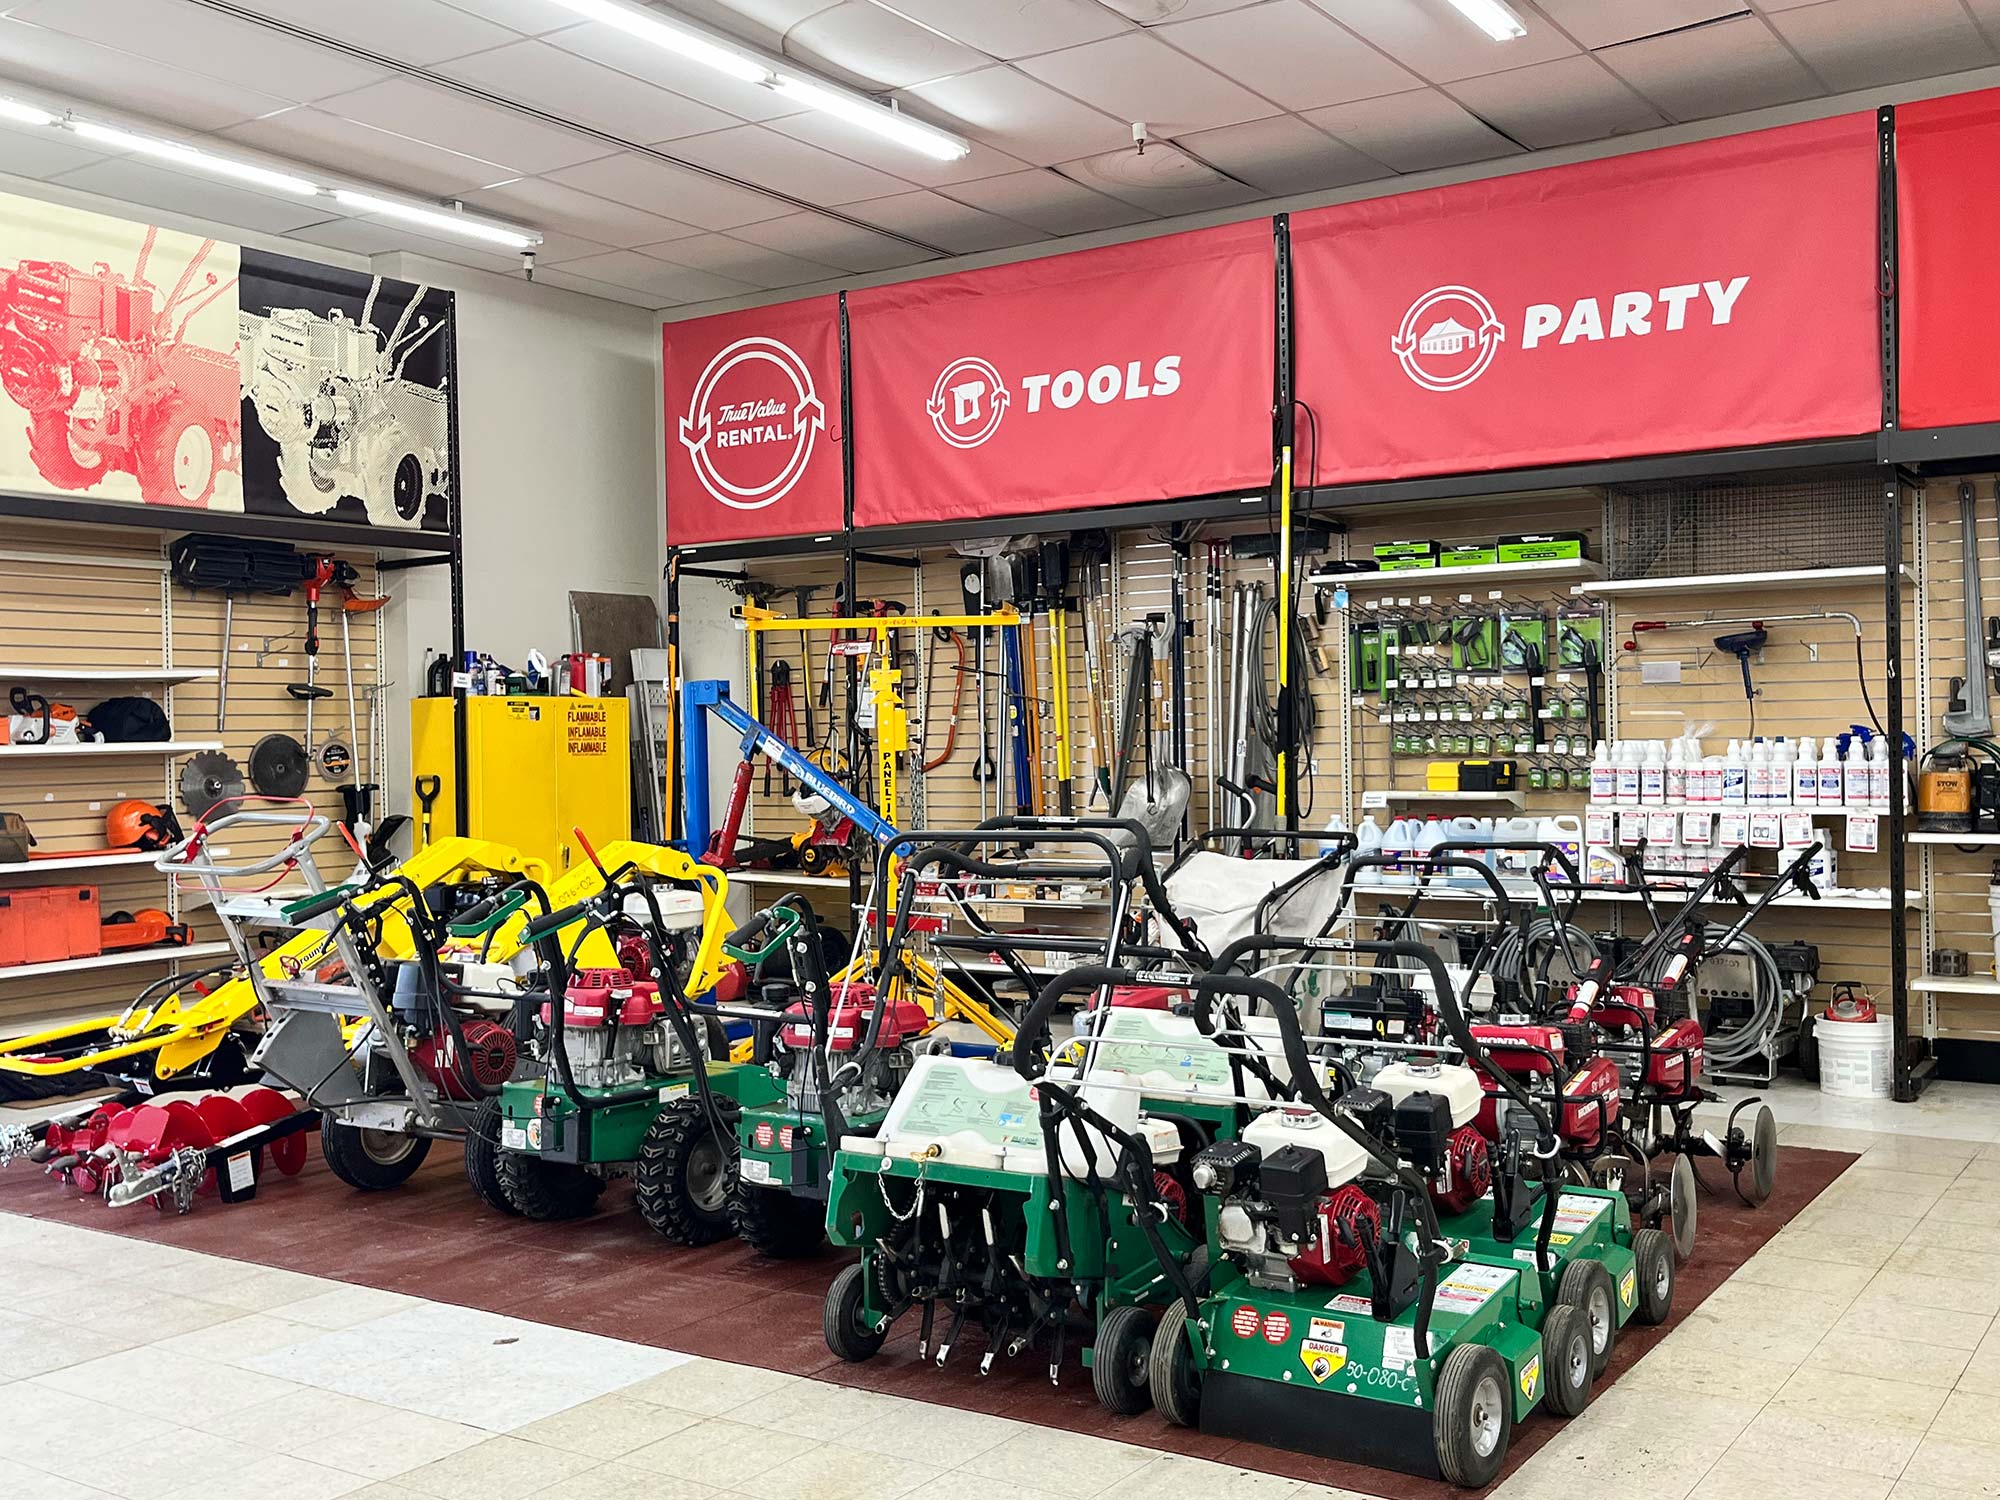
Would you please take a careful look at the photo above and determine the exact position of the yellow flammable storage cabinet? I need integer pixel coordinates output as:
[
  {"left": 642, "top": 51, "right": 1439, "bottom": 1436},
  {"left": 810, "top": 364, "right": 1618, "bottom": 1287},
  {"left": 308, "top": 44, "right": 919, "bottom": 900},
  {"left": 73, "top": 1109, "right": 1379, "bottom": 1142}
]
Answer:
[{"left": 410, "top": 696, "right": 630, "bottom": 871}]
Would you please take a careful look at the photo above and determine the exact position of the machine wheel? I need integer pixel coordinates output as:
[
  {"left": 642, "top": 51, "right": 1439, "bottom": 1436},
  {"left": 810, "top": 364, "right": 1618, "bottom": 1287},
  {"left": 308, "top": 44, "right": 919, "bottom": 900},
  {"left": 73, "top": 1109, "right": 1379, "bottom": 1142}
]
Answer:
[
  {"left": 462, "top": 1099, "right": 519, "bottom": 1216},
  {"left": 1734, "top": 1102, "right": 1779, "bottom": 1208},
  {"left": 635, "top": 1098, "right": 733, "bottom": 1245},
  {"left": 1668, "top": 1152, "right": 1699, "bottom": 1263},
  {"left": 727, "top": 1178, "right": 825, "bottom": 1258},
  {"left": 1796, "top": 1015, "right": 1820, "bottom": 1083},
  {"left": 1091, "top": 1305, "right": 1156, "bottom": 1416},
  {"left": 1631, "top": 1229, "right": 1676, "bottom": 1325},
  {"left": 823, "top": 1261, "right": 886, "bottom": 1362},
  {"left": 319, "top": 1121, "right": 430, "bottom": 1191},
  {"left": 139, "top": 397, "right": 218, "bottom": 507},
  {"left": 1539, "top": 1305, "right": 1596, "bottom": 1418},
  {"left": 497, "top": 1148, "right": 604, "bottom": 1221},
  {"left": 1148, "top": 1300, "right": 1202, "bottom": 1428},
  {"left": 1556, "top": 1259, "right": 1617, "bottom": 1381},
  {"left": 27, "top": 409, "right": 107, "bottom": 490},
  {"left": 1433, "top": 1343, "right": 1512, "bottom": 1488}
]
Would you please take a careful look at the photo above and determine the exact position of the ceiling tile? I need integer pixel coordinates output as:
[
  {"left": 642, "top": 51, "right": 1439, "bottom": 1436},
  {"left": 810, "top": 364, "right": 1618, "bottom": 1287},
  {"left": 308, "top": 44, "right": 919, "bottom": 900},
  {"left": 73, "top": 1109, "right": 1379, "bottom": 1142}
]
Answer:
[
  {"left": 942, "top": 169, "right": 1154, "bottom": 235},
  {"left": 728, "top": 210, "right": 937, "bottom": 271},
  {"left": 763, "top": 105, "right": 1029, "bottom": 187},
  {"left": 883, "top": 0, "right": 1126, "bottom": 57},
  {"left": 11, "top": 0, "right": 390, "bottom": 103},
  {"left": 1597, "top": 13, "right": 1822, "bottom": 120},
  {"left": 546, "top": 151, "right": 793, "bottom": 228},
  {"left": 49, "top": 157, "right": 337, "bottom": 236},
  {"left": 898, "top": 66, "right": 1131, "bottom": 166},
  {"left": 844, "top": 189, "right": 1047, "bottom": 252},
  {"left": 667, "top": 0, "right": 848, "bottom": 48},
  {"left": 642, "top": 233, "right": 842, "bottom": 288},
  {"left": 1302, "top": 87, "right": 1523, "bottom": 172},
  {"left": 283, "top": 214, "right": 532, "bottom": 276},
  {"left": 521, "top": 266, "right": 665, "bottom": 308},
  {"left": 1175, "top": 114, "right": 1388, "bottom": 196},
  {"left": 548, "top": 248, "right": 758, "bottom": 303},
  {"left": 221, "top": 108, "right": 517, "bottom": 198},
  {"left": 0, "top": 119, "right": 108, "bottom": 180},
  {"left": 316, "top": 75, "right": 612, "bottom": 174},
  {"left": 435, "top": 0, "right": 590, "bottom": 36},
  {"left": 1016, "top": 32, "right": 1283, "bottom": 134},
  {"left": 1766, "top": 0, "right": 1995, "bottom": 92},
  {"left": 1305, "top": 0, "right": 1579, "bottom": 84},
  {"left": 543, "top": 19, "right": 801, "bottom": 122},
  {"left": 1095, "top": 0, "right": 1267, "bottom": 19},
  {"left": 461, "top": 175, "right": 705, "bottom": 248},
  {"left": 1057, "top": 142, "right": 1266, "bottom": 214},
  {"left": 784, "top": 2, "right": 990, "bottom": 89},
  {"left": 228, "top": 0, "right": 520, "bottom": 65},
  {"left": 1157, "top": 1, "right": 1420, "bottom": 112},
  {"left": 1531, "top": 1, "right": 1749, "bottom": 49},
  {"left": 0, "top": 18, "right": 295, "bottom": 131},
  {"left": 1446, "top": 54, "right": 1665, "bottom": 148},
  {"left": 664, "top": 123, "right": 917, "bottom": 205},
  {"left": 435, "top": 40, "right": 740, "bottom": 142}
]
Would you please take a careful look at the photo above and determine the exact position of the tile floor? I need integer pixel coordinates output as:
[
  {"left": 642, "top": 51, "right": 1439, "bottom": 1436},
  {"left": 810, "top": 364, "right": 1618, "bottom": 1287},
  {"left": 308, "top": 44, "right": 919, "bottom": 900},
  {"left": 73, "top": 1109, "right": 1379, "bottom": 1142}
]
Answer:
[{"left": 2, "top": 1078, "right": 1998, "bottom": 1500}]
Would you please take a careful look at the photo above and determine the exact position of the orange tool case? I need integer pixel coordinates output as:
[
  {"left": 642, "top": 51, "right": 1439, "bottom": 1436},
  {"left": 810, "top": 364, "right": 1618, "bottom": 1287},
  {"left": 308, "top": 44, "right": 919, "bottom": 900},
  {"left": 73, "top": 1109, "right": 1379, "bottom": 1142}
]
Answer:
[{"left": 0, "top": 885, "right": 102, "bottom": 966}]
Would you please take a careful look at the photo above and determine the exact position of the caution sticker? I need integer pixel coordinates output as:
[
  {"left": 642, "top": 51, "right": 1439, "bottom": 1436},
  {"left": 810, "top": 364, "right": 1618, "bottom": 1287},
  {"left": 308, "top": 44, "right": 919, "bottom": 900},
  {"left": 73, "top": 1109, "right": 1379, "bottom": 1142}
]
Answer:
[
  {"left": 1619, "top": 1266, "right": 1637, "bottom": 1308},
  {"left": 1262, "top": 1311, "right": 1292, "bottom": 1345},
  {"left": 1325, "top": 1293, "right": 1373, "bottom": 1315},
  {"left": 1432, "top": 1261, "right": 1517, "bottom": 1315},
  {"left": 1553, "top": 1194, "right": 1611, "bottom": 1234},
  {"left": 1299, "top": 1318, "right": 1347, "bottom": 1384},
  {"left": 1519, "top": 1353, "right": 1541, "bottom": 1401},
  {"left": 1231, "top": 1305, "right": 1260, "bottom": 1339}
]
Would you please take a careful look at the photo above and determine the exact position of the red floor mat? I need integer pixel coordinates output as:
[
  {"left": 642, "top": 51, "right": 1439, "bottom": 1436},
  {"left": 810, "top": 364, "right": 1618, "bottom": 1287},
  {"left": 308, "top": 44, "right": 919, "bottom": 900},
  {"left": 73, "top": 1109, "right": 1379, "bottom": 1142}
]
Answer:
[{"left": 0, "top": 1137, "right": 1853, "bottom": 1498}]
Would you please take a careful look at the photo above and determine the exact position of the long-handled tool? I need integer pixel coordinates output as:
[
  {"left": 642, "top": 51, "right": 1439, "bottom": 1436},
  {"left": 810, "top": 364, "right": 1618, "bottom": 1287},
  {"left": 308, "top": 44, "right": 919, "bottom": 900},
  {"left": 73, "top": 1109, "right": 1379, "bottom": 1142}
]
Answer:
[
  {"left": 920, "top": 627, "right": 965, "bottom": 773},
  {"left": 1947, "top": 480, "right": 1995, "bottom": 740},
  {"left": 414, "top": 775, "right": 442, "bottom": 849},
  {"left": 287, "top": 555, "right": 337, "bottom": 752},
  {"left": 1041, "top": 538, "right": 1074, "bottom": 815},
  {"left": 793, "top": 584, "right": 819, "bottom": 751}
]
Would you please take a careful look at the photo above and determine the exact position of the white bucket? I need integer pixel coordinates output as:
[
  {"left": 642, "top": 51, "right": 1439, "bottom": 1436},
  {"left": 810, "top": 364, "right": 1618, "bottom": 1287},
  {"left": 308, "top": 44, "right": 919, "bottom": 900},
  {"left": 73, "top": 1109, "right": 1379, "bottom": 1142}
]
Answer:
[{"left": 1815, "top": 1014, "right": 1895, "bottom": 1100}]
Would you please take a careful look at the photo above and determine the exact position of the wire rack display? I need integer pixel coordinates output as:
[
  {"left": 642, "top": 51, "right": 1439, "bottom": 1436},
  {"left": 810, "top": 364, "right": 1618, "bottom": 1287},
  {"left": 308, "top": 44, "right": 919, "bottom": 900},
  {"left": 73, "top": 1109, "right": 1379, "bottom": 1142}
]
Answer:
[{"left": 1602, "top": 468, "right": 1885, "bottom": 579}]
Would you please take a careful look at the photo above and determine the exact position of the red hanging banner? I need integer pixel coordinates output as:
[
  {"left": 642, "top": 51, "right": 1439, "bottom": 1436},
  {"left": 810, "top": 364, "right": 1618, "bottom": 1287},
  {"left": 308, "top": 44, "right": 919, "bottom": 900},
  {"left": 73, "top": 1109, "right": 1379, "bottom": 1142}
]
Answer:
[
  {"left": 849, "top": 223, "right": 1274, "bottom": 528},
  {"left": 664, "top": 296, "right": 843, "bottom": 547},
  {"left": 1293, "top": 114, "right": 1880, "bottom": 484},
  {"left": 1898, "top": 88, "right": 2000, "bottom": 432}
]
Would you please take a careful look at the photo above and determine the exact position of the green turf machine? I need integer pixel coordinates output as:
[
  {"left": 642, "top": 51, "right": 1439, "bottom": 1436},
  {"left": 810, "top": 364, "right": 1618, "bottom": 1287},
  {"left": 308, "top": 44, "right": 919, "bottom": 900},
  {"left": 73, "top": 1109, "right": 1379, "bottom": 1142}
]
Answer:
[{"left": 1148, "top": 936, "right": 1675, "bottom": 1488}]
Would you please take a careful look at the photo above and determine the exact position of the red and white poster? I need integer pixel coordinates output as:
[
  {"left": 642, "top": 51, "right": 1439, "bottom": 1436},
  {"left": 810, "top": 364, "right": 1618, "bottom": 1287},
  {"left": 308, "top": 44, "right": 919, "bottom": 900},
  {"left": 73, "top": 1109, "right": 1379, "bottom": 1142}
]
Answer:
[
  {"left": 849, "top": 223, "right": 1274, "bottom": 528},
  {"left": 1897, "top": 88, "right": 2000, "bottom": 432},
  {"left": 1293, "top": 114, "right": 1881, "bottom": 483},
  {"left": 664, "top": 296, "right": 843, "bottom": 547}
]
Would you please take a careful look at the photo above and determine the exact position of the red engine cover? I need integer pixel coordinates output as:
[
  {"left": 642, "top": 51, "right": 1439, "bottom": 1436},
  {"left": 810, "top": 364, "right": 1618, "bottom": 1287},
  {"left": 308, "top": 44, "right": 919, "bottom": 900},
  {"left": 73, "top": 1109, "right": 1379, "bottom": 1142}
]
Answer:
[
  {"left": 1558, "top": 1056, "right": 1622, "bottom": 1149},
  {"left": 1645, "top": 1016, "right": 1705, "bottom": 1092},
  {"left": 1430, "top": 1125, "right": 1493, "bottom": 1215},
  {"left": 778, "top": 982, "right": 931, "bottom": 1052},
  {"left": 1290, "top": 1183, "right": 1380, "bottom": 1287},
  {"left": 1109, "top": 985, "right": 1181, "bottom": 1011},
  {"left": 1469, "top": 1022, "right": 1565, "bottom": 1077},
  {"left": 1582, "top": 981, "right": 1657, "bottom": 1032},
  {"left": 413, "top": 1018, "right": 516, "bottom": 1100}
]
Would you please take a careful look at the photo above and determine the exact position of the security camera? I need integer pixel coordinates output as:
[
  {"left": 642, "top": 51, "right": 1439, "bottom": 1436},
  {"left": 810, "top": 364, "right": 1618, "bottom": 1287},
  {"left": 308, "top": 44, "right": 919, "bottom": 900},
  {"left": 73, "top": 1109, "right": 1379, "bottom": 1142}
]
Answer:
[{"left": 521, "top": 250, "right": 536, "bottom": 281}]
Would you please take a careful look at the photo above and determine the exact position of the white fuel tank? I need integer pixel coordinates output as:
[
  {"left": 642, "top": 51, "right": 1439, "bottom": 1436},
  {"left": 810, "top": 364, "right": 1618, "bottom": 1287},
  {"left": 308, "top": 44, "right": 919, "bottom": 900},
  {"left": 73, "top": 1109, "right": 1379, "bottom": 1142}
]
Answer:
[
  {"left": 1369, "top": 1059, "right": 1483, "bottom": 1128},
  {"left": 1242, "top": 1105, "right": 1369, "bottom": 1189}
]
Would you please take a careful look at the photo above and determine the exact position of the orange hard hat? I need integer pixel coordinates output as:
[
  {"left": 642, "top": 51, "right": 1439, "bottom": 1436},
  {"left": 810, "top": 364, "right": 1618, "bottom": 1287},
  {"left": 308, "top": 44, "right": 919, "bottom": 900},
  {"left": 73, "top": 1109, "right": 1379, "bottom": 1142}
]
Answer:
[{"left": 106, "top": 799, "right": 183, "bottom": 851}]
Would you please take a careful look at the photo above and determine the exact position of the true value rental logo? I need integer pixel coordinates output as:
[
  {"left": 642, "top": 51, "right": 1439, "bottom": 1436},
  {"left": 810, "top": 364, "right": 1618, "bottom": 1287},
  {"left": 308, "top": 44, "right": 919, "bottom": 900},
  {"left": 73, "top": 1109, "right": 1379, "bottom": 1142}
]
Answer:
[
  {"left": 927, "top": 354, "right": 1183, "bottom": 448},
  {"left": 1392, "top": 277, "right": 1752, "bottom": 392},
  {"left": 678, "top": 335, "right": 824, "bottom": 510}
]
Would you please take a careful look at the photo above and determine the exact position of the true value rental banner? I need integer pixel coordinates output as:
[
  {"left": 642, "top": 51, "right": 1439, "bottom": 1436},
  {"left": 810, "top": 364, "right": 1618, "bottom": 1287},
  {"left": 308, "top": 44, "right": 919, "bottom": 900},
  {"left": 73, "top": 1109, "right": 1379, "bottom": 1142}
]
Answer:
[
  {"left": 1293, "top": 114, "right": 1881, "bottom": 483},
  {"left": 664, "top": 295, "right": 843, "bottom": 547},
  {"left": 849, "top": 222, "right": 1274, "bottom": 527},
  {"left": 1897, "top": 88, "right": 2000, "bottom": 432}
]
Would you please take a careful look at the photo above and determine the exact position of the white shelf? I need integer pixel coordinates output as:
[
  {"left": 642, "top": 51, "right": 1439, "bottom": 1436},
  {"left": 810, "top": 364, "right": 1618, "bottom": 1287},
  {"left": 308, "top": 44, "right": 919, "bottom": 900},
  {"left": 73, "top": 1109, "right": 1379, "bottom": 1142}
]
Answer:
[
  {"left": 0, "top": 665, "right": 215, "bottom": 684},
  {"left": 1913, "top": 974, "right": 2000, "bottom": 995},
  {"left": 1345, "top": 880, "right": 1917, "bottom": 912},
  {"left": 0, "top": 739, "right": 223, "bottom": 760},
  {"left": 1571, "top": 564, "right": 1911, "bottom": 598},
  {"left": 1367, "top": 789, "right": 1525, "bottom": 808},
  {"left": 1312, "top": 557, "right": 1600, "bottom": 594},
  {"left": 0, "top": 850, "right": 162, "bottom": 877},
  {"left": 1909, "top": 831, "right": 2000, "bottom": 847},
  {"left": 724, "top": 869, "right": 853, "bottom": 889},
  {"left": 0, "top": 940, "right": 233, "bottom": 983}
]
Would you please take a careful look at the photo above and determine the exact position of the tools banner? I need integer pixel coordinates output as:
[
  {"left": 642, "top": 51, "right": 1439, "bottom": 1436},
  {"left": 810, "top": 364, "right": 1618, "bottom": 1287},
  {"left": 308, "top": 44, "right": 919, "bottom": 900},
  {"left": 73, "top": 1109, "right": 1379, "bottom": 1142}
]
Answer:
[
  {"left": 664, "top": 294, "right": 844, "bottom": 547},
  {"left": 1291, "top": 113, "right": 1881, "bottom": 484},
  {"left": 848, "top": 222, "right": 1274, "bottom": 528},
  {"left": 1897, "top": 88, "right": 2000, "bottom": 431}
]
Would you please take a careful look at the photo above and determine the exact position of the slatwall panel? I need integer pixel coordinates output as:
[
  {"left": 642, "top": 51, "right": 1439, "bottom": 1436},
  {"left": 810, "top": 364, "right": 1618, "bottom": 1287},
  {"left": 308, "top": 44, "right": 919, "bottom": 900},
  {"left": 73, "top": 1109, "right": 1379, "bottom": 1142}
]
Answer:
[{"left": 0, "top": 519, "right": 380, "bottom": 1035}]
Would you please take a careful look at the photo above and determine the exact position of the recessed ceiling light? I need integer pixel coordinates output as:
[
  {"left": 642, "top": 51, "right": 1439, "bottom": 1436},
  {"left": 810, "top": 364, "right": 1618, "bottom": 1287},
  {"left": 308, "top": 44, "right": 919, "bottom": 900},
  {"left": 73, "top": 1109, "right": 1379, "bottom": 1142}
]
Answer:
[
  {"left": 770, "top": 75, "right": 968, "bottom": 162},
  {"left": 333, "top": 190, "right": 544, "bottom": 250},
  {"left": 69, "top": 119, "right": 321, "bottom": 195},
  {"left": 1442, "top": 0, "right": 1528, "bottom": 42},
  {"left": 545, "top": 0, "right": 770, "bottom": 84},
  {"left": 0, "top": 96, "right": 57, "bottom": 128}
]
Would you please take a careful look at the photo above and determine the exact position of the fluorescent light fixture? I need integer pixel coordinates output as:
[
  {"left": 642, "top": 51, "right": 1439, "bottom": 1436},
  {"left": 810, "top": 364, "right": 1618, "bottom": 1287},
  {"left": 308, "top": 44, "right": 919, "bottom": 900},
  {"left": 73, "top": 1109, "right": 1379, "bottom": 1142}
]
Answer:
[
  {"left": 333, "top": 189, "right": 543, "bottom": 249},
  {"left": 1442, "top": 0, "right": 1528, "bottom": 41},
  {"left": 546, "top": 0, "right": 770, "bottom": 84},
  {"left": 771, "top": 75, "right": 969, "bottom": 161},
  {"left": 70, "top": 119, "right": 320, "bottom": 195},
  {"left": 0, "top": 96, "right": 57, "bottom": 128}
]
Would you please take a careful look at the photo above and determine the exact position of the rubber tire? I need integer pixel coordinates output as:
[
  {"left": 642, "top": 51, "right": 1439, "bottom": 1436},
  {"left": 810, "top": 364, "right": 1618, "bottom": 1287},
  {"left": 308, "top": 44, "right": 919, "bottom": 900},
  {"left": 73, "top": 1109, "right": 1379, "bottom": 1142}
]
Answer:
[
  {"left": 1091, "top": 1305, "right": 1156, "bottom": 1416},
  {"left": 497, "top": 1148, "right": 605, "bottom": 1221},
  {"left": 1539, "top": 1304, "right": 1596, "bottom": 1418},
  {"left": 27, "top": 409, "right": 107, "bottom": 490},
  {"left": 727, "top": 1178, "right": 826, "bottom": 1258},
  {"left": 1795, "top": 1013, "right": 1820, "bottom": 1083},
  {"left": 823, "top": 1261, "right": 886, "bottom": 1362},
  {"left": 1433, "top": 1343, "right": 1512, "bottom": 1489},
  {"left": 1148, "top": 1300, "right": 1202, "bottom": 1429},
  {"left": 1631, "top": 1228, "right": 1676, "bottom": 1326},
  {"left": 462, "top": 1098, "right": 519, "bottom": 1216},
  {"left": 635, "top": 1098, "right": 734, "bottom": 1246},
  {"left": 139, "top": 397, "right": 218, "bottom": 507},
  {"left": 320, "top": 1121, "right": 430, "bottom": 1191},
  {"left": 1556, "top": 1258, "right": 1617, "bottom": 1381}
]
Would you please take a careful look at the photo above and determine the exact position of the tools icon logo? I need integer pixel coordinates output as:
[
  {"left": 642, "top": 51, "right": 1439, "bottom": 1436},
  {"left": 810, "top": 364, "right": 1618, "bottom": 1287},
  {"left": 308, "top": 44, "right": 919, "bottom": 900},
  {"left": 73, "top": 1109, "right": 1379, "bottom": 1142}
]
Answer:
[
  {"left": 678, "top": 335, "right": 824, "bottom": 510},
  {"left": 927, "top": 355, "right": 1008, "bottom": 448},
  {"left": 1391, "top": 285, "right": 1506, "bottom": 392}
]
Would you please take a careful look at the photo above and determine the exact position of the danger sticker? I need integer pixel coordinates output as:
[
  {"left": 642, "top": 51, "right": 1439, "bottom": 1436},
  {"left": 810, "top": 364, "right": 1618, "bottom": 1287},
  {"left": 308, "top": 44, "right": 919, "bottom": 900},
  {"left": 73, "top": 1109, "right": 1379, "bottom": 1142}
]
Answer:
[
  {"left": 1519, "top": 1352, "right": 1541, "bottom": 1400},
  {"left": 1325, "top": 1293, "right": 1373, "bottom": 1315},
  {"left": 1262, "top": 1311, "right": 1291, "bottom": 1344},
  {"left": 1619, "top": 1267, "right": 1637, "bottom": 1308},
  {"left": 1231, "top": 1305, "right": 1260, "bottom": 1339},
  {"left": 1300, "top": 1338, "right": 1347, "bottom": 1384}
]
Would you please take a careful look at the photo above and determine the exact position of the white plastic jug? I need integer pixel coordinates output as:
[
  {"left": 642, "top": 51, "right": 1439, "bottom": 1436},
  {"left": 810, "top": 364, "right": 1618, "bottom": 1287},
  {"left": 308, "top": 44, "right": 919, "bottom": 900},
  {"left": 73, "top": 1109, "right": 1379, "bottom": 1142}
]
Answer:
[
  {"left": 1444, "top": 815, "right": 1489, "bottom": 887},
  {"left": 1538, "top": 815, "right": 1583, "bottom": 884}
]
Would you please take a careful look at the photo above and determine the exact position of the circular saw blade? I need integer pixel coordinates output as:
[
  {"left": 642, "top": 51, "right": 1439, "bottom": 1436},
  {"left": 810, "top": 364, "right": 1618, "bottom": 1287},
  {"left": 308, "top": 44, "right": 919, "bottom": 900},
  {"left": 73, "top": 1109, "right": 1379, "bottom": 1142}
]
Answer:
[
  {"left": 179, "top": 750, "right": 245, "bottom": 819},
  {"left": 249, "top": 734, "right": 309, "bottom": 798}
]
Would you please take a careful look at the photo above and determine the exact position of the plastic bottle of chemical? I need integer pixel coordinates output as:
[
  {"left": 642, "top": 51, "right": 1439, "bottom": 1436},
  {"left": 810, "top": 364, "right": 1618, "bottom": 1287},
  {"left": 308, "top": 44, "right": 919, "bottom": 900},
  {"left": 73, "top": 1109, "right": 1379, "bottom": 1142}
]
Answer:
[
  {"left": 1772, "top": 738, "right": 1795, "bottom": 809},
  {"left": 1722, "top": 741, "right": 1747, "bottom": 806},
  {"left": 1819, "top": 738, "right": 1845, "bottom": 806},
  {"left": 1665, "top": 739, "right": 1689, "bottom": 806},
  {"left": 1590, "top": 741, "right": 1615, "bottom": 804},
  {"left": 1843, "top": 737, "right": 1869, "bottom": 808},
  {"left": 1538, "top": 815, "right": 1583, "bottom": 883},
  {"left": 1869, "top": 739, "right": 1892, "bottom": 812},
  {"left": 1414, "top": 815, "right": 1447, "bottom": 880},
  {"left": 1793, "top": 737, "right": 1819, "bottom": 808},
  {"left": 1746, "top": 740, "right": 1770, "bottom": 806},
  {"left": 1355, "top": 814, "right": 1384, "bottom": 862},
  {"left": 1640, "top": 741, "right": 1666, "bottom": 806},
  {"left": 1381, "top": 818, "right": 1415, "bottom": 887},
  {"left": 1319, "top": 815, "right": 1350, "bottom": 858},
  {"left": 1690, "top": 739, "right": 1715, "bottom": 805},
  {"left": 1615, "top": 742, "right": 1641, "bottom": 807}
]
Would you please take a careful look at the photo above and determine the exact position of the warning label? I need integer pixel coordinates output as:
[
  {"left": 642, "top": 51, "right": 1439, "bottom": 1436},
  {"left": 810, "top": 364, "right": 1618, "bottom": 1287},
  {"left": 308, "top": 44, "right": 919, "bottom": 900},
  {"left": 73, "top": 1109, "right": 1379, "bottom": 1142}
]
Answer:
[
  {"left": 1519, "top": 1352, "right": 1541, "bottom": 1401},
  {"left": 1382, "top": 1325, "right": 1416, "bottom": 1371},
  {"left": 1553, "top": 1194, "right": 1611, "bottom": 1235},
  {"left": 1325, "top": 1293, "right": 1373, "bottom": 1315},
  {"left": 1299, "top": 1317, "right": 1346, "bottom": 1383},
  {"left": 566, "top": 703, "right": 610, "bottom": 756},
  {"left": 1262, "top": 1311, "right": 1291, "bottom": 1345},
  {"left": 1619, "top": 1266, "right": 1637, "bottom": 1308},
  {"left": 1231, "top": 1305, "right": 1260, "bottom": 1339},
  {"left": 1432, "top": 1261, "right": 1517, "bottom": 1315}
]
